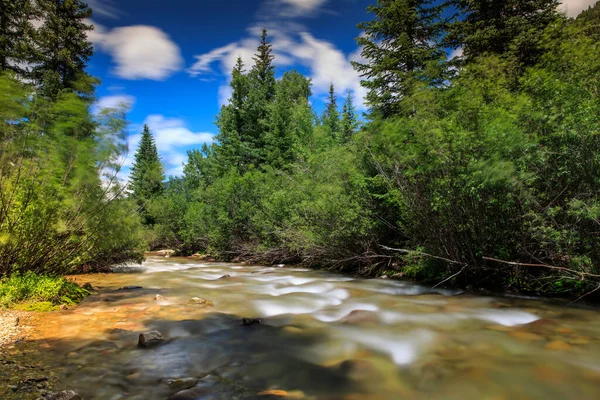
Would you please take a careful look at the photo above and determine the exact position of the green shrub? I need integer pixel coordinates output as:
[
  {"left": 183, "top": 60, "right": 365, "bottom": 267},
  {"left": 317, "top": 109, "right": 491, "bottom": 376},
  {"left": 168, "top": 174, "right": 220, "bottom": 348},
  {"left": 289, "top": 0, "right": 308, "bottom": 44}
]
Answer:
[{"left": 0, "top": 272, "right": 90, "bottom": 310}]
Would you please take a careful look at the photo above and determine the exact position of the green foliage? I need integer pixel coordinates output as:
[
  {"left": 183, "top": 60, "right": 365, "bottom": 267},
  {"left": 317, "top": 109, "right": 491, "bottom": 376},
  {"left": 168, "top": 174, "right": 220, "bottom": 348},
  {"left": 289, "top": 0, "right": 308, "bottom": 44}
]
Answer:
[
  {"left": 445, "top": 0, "right": 562, "bottom": 68},
  {"left": 33, "top": 0, "right": 96, "bottom": 98},
  {"left": 353, "top": 0, "right": 446, "bottom": 117},
  {"left": 129, "top": 124, "right": 165, "bottom": 225},
  {"left": 145, "top": 6, "right": 600, "bottom": 297},
  {"left": 0, "top": 73, "right": 145, "bottom": 276},
  {"left": 0, "top": 272, "right": 89, "bottom": 310}
]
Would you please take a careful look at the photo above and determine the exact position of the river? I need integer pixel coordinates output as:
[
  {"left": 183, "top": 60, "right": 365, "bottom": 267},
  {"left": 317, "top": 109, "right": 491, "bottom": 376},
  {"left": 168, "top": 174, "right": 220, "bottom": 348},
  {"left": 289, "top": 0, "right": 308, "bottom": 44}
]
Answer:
[{"left": 22, "top": 256, "right": 600, "bottom": 399}]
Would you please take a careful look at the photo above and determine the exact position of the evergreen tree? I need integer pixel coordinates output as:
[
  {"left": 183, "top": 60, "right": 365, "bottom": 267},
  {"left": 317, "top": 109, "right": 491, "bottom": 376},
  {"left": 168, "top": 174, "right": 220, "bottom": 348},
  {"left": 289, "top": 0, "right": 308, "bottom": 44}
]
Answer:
[
  {"left": 265, "top": 70, "right": 313, "bottom": 167},
  {"left": 321, "top": 83, "right": 341, "bottom": 139},
  {"left": 215, "top": 57, "right": 250, "bottom": 171},
  {"left": 129, "top": 125, "right": 165, "bottom": 224},
  {"left": 352, "top": 0, "right": 445, "bottom": 118},
  {"left": 341, "top": 90, "right": 359, "bottom": 141},
  {"left": 445, "top": 0, "right": 561, "bottom": 66},
  {"left": 33, "top": 0, "right": 95, "bottom": 99},
  {"left": 0, "top": 0, "right": 36, "bottom": 76},
  {"left": 245, "top": 28, "right": 276, "bottom": 166}
]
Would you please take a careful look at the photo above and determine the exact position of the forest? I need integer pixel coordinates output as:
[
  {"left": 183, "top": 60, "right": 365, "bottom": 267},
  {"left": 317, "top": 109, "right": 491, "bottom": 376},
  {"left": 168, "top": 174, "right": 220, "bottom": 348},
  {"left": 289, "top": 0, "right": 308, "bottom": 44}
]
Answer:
[{"left": 2, "top": 0, "right": 600, "bottom": 303}]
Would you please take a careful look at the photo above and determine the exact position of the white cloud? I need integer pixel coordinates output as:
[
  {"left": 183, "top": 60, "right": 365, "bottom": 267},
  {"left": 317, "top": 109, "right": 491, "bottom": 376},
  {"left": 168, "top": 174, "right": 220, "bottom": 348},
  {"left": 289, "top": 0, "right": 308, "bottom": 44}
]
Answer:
[
  {"left": 449, "top": 47, "right": 463, "bottom": 60},
  {"left": 90, "top": 24, "right": 183, "bottom": 80},
  {"left": 92, "top": 94, "right": 135, "bottom": 115},
  {"left": 122, "top": 115, "right": 215, "bottom": 178},
  {"left": 188, "top": 24, "right": 367, "bottom": 109},
  {"left": 559, "top": 0, "right": 597, "bottom": 17}
]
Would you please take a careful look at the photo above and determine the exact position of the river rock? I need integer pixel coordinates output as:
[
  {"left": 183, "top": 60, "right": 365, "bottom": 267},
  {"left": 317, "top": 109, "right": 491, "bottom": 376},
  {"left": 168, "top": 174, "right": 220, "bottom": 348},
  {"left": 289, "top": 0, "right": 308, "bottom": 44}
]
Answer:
[
  {"left": 162, "top": 377, "right": 199, "bottom": 391},
  {"left": 82, "top": 283, "right": 93, "bottom": 291},
  {"left": 188, "top": 297, "right": 214, "bottom": 306},
  {"left": 219, "top": 274, "right": 231, "bottom": 279},
  {"left": 37, "top": 390, "right": 81, "bottom": 400},
  {"left": 138, "top": 330, "right": 164, "bottom": 348},
  {"left": 168, "top": 387, "right": 211, "bottom": 400},
  {"left": 120, "top": 286, "right": 143, "bottom": 290}
]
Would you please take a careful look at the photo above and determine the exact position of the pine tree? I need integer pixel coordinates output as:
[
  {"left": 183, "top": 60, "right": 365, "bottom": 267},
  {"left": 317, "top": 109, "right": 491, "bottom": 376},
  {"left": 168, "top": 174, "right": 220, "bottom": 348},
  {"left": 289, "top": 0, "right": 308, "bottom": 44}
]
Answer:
[
  {"left": 341, "top": 90, "right": 359, "bottom": 141},
  {"left": 321, "top": 83, "right": 341, "bottom": 139},
  {"left": 445, "top": 0, "right": 561, "bottom": 66},
  {"left": 251, "top": 28, "right": 276, "bottom": 99},
  {"left": 33, "top": 0, "right": 95, "bottom": 99},
  {"left": 0, "top": 0, "right": 36, "bottom": 76},
  {"left": 244, "top": 28, "right": 277, "bottom": 166},
  {"left": 352, "top": 0, "right": 445, "bottom": 118},
  {"left": 129, "top": 125, "right": 165, "bottom": 224},
  {"left": 215, "top": 57, "right": 250, "bottom": 171}
]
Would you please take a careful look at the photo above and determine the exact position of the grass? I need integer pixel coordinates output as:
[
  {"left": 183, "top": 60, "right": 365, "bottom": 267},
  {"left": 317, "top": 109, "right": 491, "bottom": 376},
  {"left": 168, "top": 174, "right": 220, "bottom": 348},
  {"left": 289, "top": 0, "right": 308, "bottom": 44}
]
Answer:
[{"left": 0, "top": 272, "right": 90, "bottom": 311}]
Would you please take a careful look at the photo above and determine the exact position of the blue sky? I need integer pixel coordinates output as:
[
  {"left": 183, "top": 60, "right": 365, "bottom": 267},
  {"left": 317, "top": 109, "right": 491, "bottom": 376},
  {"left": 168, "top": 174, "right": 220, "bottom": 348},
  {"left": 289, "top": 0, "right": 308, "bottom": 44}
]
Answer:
[
  {"left": 86, "top": 0, "right": 594, "bottom": 178},
  {"left": 87, "top": 0, "right": 375, "bottom": 178}
]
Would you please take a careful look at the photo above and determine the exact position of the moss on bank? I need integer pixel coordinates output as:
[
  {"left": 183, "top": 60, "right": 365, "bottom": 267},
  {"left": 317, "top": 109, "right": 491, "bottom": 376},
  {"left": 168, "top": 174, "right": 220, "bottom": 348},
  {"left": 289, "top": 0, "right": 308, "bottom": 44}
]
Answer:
[{"left": 0, "top": 272, "right": 90, "bottom": 311}]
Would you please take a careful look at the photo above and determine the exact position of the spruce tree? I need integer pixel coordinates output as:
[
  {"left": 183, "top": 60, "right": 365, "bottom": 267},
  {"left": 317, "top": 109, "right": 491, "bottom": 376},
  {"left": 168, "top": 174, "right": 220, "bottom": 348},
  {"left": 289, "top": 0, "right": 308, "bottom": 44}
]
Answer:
[
  {"left": 445, "top": 0, "right": 561, "bottom": 66},
  {"left": 321, "top": 83, "right": 341, "bottom": 139},
  {"left": 215, "top": 57, "right": 249, "bottom": 171},
  {"left": 352, "top": 0, "right": 445, "bottom": 118},
  {"left": 341, "top": 90, "right": 359, "bottom": 141},
  {"left": 129, "top": 125, "right": 165, "bottom": 224},
  {"left": 33, "top": 0, "right": 95, "bottom": 99},
  {"left": 245, "top": 28, "right": 276, "bottom": 166},
  {"left": 0, "top": 0, "right": 36, "bottom": 76}
]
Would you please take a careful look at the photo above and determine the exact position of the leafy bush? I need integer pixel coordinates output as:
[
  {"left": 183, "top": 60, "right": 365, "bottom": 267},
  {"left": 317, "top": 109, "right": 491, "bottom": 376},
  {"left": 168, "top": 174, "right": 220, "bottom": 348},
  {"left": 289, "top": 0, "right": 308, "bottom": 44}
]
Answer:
[{"left": 0, "top": 272, "right": 89, "bottom": 310}]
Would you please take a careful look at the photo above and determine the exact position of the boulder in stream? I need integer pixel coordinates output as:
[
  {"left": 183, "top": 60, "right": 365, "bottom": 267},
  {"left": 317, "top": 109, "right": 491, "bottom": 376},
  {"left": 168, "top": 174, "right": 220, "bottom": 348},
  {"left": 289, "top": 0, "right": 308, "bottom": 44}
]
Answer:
[{"left": 138, "top": 330, "right": 164, "bottom": 348}]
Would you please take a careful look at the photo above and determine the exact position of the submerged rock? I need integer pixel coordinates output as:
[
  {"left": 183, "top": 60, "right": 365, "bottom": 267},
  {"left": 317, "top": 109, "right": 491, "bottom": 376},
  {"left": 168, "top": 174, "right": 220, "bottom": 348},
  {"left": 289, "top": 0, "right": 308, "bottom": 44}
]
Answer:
[
  {"left": 169, "top": 387, "right": 211, "bottom": 400},
  {"left": 162, "top": 377, "right": 199, "bottom": 391},
  {"left": 218, "top": 274, "right": 231, "bottom": 280},
  {"left": 120, "top": 286, "right": 143, "bottom": 290},
  {"left": 37, "top": 390, "right": 81, "bottom": 400},
  {"left": 241, "top": 318, "right": 261, "bottom": 326},
  {"left": 188, "top": 297, "right": 214, "bottom": 306},
  {"left": 138, "top": 330, "right": 164, "bottom": 348}
]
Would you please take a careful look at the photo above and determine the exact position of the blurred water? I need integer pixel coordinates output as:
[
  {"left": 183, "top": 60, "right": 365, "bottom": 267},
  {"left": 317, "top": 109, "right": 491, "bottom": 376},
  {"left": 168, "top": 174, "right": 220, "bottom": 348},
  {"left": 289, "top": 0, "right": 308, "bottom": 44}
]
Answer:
[{"left": 28, "top": 257, "right": 600, "bottom": 399}]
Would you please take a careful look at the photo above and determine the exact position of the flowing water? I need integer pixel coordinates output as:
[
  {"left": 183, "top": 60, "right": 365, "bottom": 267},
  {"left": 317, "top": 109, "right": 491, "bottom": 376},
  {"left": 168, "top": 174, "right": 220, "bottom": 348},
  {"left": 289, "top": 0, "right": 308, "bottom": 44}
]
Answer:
[{"left": 25, "top": 257, "right": 600, "bottom": 399}]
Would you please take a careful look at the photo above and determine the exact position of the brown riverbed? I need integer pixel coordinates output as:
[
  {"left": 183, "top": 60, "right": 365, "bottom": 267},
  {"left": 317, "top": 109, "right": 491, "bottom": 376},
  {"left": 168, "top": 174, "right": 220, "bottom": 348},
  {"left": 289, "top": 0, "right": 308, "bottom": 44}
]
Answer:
[{"left": 3, "top": 256, "right": 600, "bottom": 399}]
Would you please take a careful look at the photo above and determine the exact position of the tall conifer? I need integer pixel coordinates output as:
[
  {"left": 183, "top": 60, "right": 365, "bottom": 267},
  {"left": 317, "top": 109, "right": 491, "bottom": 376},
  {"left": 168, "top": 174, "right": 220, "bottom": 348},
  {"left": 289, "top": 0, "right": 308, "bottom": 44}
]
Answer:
[
  {"left": 352, "top": 0, "right": 445, "bottom": 118},
  {"left": 129, "top": 125, "right": 165, "bottom": 224}
]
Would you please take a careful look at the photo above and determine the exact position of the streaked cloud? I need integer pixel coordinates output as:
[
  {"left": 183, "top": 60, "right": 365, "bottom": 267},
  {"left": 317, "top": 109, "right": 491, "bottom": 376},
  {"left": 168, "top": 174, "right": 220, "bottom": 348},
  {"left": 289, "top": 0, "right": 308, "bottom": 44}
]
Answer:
[
  {"left": 92, "top": 94, "right": 136, "bottom": 115},
  {"left": 188, "top": 24, "right": 367, "bottom": 109},
  {"left": 90, "top": 24, "right": 183, "bottom": 80},
  {"left": 87, "top": 0, "right": 121, "bottom": 19}
]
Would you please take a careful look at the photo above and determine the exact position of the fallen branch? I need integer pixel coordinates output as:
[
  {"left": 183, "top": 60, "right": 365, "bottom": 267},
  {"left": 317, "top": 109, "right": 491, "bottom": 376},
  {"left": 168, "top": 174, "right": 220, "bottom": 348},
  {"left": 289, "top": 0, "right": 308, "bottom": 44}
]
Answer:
[
  {"left": 379, "top": 245, "right": 467, "bottom": 266},
  {"left": 570, "top": 283, "right": 600, "bottom": 304},
  {"left": 482, "top": 257, "right": 600, "bottom": 279},
  {"left": 432, "top": 264, "right": 468, "bottom": 289}
]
